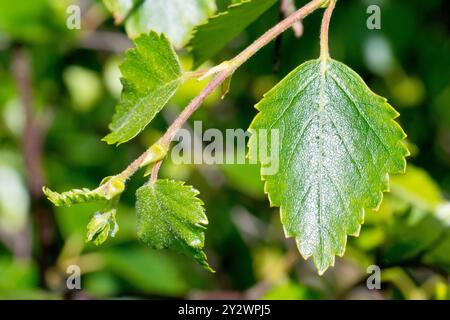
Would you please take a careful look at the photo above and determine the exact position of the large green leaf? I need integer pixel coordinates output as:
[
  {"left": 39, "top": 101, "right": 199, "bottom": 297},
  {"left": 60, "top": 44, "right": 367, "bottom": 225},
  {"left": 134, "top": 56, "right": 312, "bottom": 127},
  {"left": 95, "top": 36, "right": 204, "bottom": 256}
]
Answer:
[
  {"left": 248, "top": 58, "right": 409, "bottom": 274},
  {"left": 188, "top": 0, "right": 277, "bottom": 67},
  {"left": 103, "top": 0, "right": 216, "bottom": 48},
  {"left": 136, "top": 179, "right": 213, "bottom": 271},
  {"left": 103, "top": 32, "right": 183, "bottom": 145}
]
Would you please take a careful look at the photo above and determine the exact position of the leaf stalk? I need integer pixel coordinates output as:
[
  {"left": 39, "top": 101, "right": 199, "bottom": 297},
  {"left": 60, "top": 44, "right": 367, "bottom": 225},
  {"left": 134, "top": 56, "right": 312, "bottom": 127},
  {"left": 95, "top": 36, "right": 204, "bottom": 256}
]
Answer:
[{"left": 320, "top": 0, "right": 336, "bottom": 59}]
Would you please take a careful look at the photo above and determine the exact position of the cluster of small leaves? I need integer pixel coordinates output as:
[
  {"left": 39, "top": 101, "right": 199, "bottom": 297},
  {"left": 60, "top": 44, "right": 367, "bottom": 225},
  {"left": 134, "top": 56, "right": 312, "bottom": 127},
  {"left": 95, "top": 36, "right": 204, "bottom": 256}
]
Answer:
[
  {"left": 44, "top": 0, "right": 410, "bottom": 275},
  {"left": 45, "top": 29, "right": 214, "bottom": 270},
  {"left": 43, "top": 176, "right": 125, "bottom": 206}
]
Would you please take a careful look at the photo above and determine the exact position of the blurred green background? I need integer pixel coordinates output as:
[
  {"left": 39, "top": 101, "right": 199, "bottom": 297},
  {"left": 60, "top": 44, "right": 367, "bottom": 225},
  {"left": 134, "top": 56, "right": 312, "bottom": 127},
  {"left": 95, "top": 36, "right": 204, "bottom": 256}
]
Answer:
[{"left": 0, "top": 0, "right": 449, "bottom": 299}]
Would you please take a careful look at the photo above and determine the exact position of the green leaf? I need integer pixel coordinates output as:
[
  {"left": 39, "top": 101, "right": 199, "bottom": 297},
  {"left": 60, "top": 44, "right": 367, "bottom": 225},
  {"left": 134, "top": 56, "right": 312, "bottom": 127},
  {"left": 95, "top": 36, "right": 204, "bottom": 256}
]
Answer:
[
  {"left": 248, "top": 58, "right": 409, "bottom": 274},
  {"left": 86, "top": 209, "right": 119, "bottom": 245},
  {"left": 103, "top": 0, "right": 216, "bottom": 48},
  {"left": 103, "top": 32, "right": 183, "bottom": 145},
  {"left": 188, "top": 0, "right": 277, "bottom": 67},
  {"left": 43, "top": 176, "right": 125, "bottom": 207},
  {"left": 136, "top": 179, "right": 213, "bottom": 272}
]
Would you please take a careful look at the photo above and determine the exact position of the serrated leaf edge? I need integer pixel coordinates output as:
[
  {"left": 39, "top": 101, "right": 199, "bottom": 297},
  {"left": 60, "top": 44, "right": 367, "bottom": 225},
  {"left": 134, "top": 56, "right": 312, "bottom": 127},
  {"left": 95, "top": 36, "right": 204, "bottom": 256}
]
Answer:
[
  {"left": 248, "top": 58, "right": 410, "bottom": 275},
  {"left": 138, "top": 179, "right": 214, "bottom": 272},
  {"left": 103, "top": 32, "right": 183, "bottom": 146}
]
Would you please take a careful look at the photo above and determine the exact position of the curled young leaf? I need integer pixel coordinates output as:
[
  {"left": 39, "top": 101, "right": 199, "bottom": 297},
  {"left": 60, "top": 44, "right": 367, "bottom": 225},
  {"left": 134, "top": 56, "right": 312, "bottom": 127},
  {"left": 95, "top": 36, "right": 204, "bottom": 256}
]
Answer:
[
  {"left": 86, "top": 209, "right": 119, "bottom": 245},
  {"left": 43, "top": 176, "right": 125, "bottom": 207},
  {"left": 103, "top": 32, "right": 184, "bottom": 145},
  {"left": 188, "top": 0, "right": 277, "bottom": 67}
]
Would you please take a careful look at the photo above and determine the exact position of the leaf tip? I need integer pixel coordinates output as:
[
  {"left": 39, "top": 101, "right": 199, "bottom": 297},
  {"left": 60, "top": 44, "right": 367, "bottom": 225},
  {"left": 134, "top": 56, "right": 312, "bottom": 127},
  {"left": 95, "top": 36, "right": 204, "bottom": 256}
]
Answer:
[{"left": 42, "top": 186, "right": 61, "bottom": 207}]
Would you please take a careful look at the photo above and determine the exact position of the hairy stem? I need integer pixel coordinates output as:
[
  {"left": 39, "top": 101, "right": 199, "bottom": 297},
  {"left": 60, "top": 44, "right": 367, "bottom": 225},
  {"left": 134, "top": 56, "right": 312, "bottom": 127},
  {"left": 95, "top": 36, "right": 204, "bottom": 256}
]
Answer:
[
  {"left": 118, "top": 0, "right": 328, "bottom": 183},
  {"left": 320, "top": 0, "right": 336, "bottom": 59},
  {"left": 231, "top": 0, "right": 325, "bottom": 67}
]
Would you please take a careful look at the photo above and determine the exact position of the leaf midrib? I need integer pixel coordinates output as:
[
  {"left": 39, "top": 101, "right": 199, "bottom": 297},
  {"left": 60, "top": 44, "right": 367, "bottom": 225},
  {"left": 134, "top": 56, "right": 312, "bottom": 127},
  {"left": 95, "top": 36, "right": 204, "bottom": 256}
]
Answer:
[
  {"left": 113, "top": 78, "right": 181, "bottom": 133},
  {"left": 315, "top": 58, "right": 328, "bottom": 262}
]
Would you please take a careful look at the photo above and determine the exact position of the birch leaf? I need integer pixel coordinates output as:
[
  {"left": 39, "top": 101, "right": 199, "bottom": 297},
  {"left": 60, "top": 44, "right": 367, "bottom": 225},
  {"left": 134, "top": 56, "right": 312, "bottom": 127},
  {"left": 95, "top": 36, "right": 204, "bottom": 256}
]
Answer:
[
  {"left": 136, "top": 179, "right": 213, "bottom": 272},
  {"left": 43, "top": 176, "right": 125, "bottom": 207},
  {"left": 103, "top": 32, "right": 182, "bottom": 145},
  {"left": 249, "top": 58, "right": 409, "bottom": 274}
]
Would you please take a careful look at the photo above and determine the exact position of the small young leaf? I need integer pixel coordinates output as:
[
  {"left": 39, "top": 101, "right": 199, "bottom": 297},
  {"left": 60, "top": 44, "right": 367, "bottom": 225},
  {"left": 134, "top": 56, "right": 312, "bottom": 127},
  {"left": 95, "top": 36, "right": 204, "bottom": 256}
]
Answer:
[
  {"left": 103, "top": 32, "right": 183, "bottom": 145},
  {"left": 86, "top": 209, "right": 119, "bottom": 245},
  {"left": 103, "top": 0, "right": 216, "bottom": 48},
  {"left": 43, "top": 176, "right": 125, "bottom": 207},
  {"left": 249, "top": 58, "right": 409, "bottom": 274},
  {"left": 136, "top": 179, "right": 213, "bottom": 272},
  {"left": 188, "top": 0, "right": 277, "bottom": 67},
  {"left": 43, "top": 187, "right": 95, "bottom": 207}
]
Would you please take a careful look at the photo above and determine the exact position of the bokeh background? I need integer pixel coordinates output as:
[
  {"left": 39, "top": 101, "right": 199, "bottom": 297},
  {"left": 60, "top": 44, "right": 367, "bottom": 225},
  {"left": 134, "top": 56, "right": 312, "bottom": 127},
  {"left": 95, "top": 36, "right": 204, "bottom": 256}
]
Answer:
[{"left": 0, "top": 0, "right": 449, "bottom": 299}]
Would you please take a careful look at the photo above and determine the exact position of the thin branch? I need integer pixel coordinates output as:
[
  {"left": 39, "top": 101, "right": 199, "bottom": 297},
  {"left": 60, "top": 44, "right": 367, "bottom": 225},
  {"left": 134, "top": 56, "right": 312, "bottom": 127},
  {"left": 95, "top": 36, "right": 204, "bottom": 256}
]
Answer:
[
  {"left": 161, "top": 73, "right": 232, "bottom": 146},
  {"left": 320, "top": 0, "right": 336, "bottom": 59},
  {"left": 232, "top": 0, "right": 325, "bottom": 67},
  {"left": 12, "top": 48, "right": 46, "bottom": 197},
  {"left": 12, "top": 47, "right": 57, "bottom": 288},
  {"left": 113, "top": 0, "right": 327, "bottom": 183}
]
